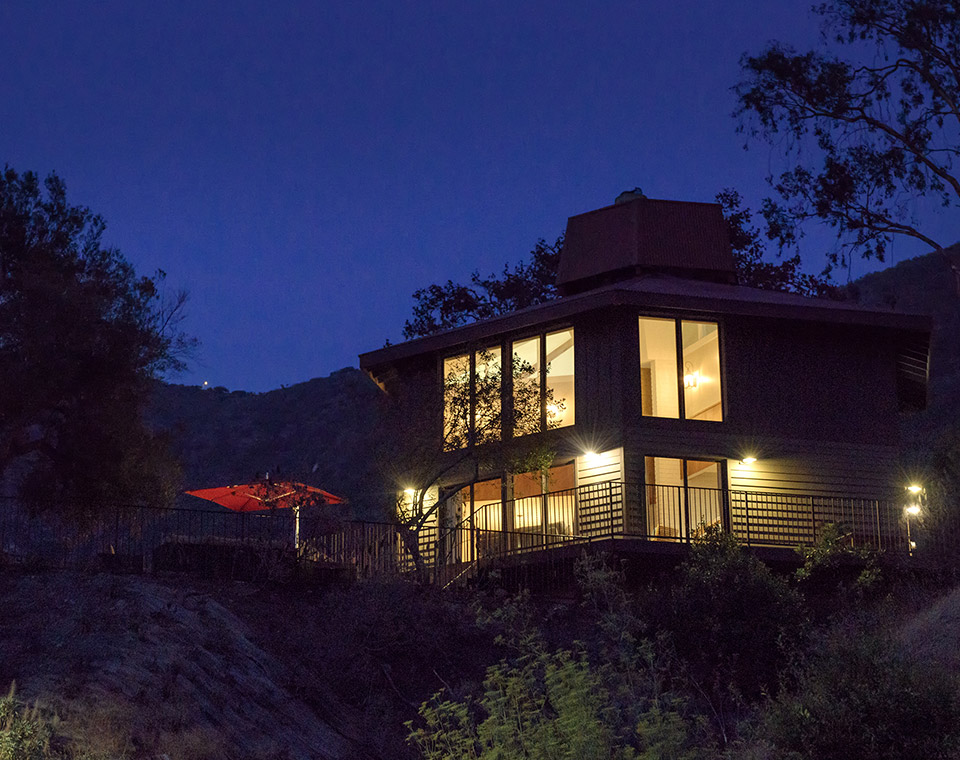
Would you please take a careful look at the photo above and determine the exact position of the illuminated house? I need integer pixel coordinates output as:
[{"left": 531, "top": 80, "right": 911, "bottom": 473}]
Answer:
[{"left": 359, "top": 194, "right": 931, "bottom": 568}]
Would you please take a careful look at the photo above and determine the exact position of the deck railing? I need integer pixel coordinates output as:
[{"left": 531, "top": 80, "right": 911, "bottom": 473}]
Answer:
[
  {"left": 0, "top": 483, "right": 913, "bottom": 582},
  {"left": 393, "top": 481, "right": 912, "bottom": 581}
]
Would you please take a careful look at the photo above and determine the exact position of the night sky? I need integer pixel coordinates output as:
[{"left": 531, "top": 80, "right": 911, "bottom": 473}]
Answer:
[{"left": 2, "top": 2, "right": 952, "bottom": 392}]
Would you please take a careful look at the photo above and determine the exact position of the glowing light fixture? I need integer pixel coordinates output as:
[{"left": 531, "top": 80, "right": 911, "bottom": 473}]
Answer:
[
  {"left": 547, "top": 402, "right": 561, "bottom": 417},
  {"left": 907, "top": 484, "right": 923, "bottom": 494},
  {"left": 584, "top": 450, "right": 599, "bottom": 462},
  {"left": 906, "top": 504, "right": 921, "bottom": 516},
  {"left": 403, "top": 488, "right": 416, "bottom": 496},
  {"left": 682, "top": 362, "right": 699, "bottom": 389},
  {"left": 740, "top": 456, "right": 757, "bottom": 465}
]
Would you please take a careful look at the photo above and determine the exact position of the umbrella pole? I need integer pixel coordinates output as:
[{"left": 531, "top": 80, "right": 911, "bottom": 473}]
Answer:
[{"left": 293, "top": 505, "right": 300, "bottom": 553}]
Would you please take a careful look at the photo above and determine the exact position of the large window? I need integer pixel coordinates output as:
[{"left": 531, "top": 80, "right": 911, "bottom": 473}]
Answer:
[
  {"left": 639, "top": 317, "right": 722, "bottom": 422},
  {"left": 443, "top": 328, "right": 574, "bottom": 450},
  {"left": 511, "top": 327, "right": 575, "bottom": 436},
  {"left": 442, "top": 347, "right": 502, "bottom": 451}
]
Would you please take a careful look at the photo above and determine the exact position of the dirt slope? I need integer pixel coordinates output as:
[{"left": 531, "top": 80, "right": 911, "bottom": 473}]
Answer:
[{"left": 0, "top": 570, "right": 365, "bottom": 759}]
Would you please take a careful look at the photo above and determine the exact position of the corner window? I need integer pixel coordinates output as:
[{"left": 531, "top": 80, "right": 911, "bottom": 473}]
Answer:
[{"left": 639, "top": 317, "right": 722, "bottom": 422}]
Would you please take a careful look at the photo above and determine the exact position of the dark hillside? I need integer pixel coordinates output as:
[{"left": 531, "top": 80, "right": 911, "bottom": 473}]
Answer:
[
  {"left": 148, "top": 368, "right": 388, "bottom": 518},
  {"left": 855, "top": 243, "right": 960, "bottom": 445}
]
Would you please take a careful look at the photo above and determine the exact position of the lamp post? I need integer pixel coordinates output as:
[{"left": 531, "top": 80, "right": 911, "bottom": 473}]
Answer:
[{"left": 905, "top": 484, "right": 925, "bottom": 556}]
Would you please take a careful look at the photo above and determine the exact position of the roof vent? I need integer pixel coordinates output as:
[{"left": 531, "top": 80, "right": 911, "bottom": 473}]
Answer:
[{"left": 615, "top": 188, "right": 646, "bottom": 205}]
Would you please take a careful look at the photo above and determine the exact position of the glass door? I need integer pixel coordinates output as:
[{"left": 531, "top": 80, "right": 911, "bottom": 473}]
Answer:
[{"left": 645, "top": 457, "right": 724, "bottom": 539}]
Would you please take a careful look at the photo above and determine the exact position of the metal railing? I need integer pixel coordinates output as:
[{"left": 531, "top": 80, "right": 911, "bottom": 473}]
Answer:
[
  {"left": 394, "top": 481, "right": 911, "bottom": 583},
  {"left": 0, "top": 482, "right": 912, "bottom": 584}
]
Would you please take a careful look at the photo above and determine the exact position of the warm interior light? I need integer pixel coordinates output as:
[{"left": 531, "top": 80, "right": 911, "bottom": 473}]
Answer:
[
  {"left": 546, "top": 402, "right": 561, "bottom": 417},
  {"left": 906, "top": 504, "right": 921, "bottom": 516},
  {"left": 683, "top": 370, "right": 699, "bottom": 389},
  {"left": 907, "top": 484, "right": 923, "bottom": 494},
  {"left": 740, "top": 456, "right": 757, "bottom": 465}
]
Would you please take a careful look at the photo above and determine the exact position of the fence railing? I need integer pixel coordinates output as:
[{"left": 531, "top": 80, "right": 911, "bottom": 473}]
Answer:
[{"left": 0, "top": 482, "right": 914, "bottom": 583}]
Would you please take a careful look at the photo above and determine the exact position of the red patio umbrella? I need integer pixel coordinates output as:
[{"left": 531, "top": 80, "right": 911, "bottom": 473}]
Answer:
[
  {"left": 185, "top": 481, "right": 345, "bottom": 512},
  {"left": 185, "top": 481, "right": 346, "bottom": 547}
]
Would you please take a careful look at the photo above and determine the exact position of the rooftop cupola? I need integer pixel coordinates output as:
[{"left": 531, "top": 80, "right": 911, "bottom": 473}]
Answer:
[{"left": 557, "top": 194, "right": 737, "bottom": 296}]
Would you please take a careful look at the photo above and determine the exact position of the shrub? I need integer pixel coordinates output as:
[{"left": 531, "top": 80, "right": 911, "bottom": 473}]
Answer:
[
  {"left": 0, "top": 684, "right": 58, "bottom": 760},
  {"left": 759, "top": 628, "right": 960, "bottom": 760},
  {"left": 409, "top": 647, "right": 636, "bottom": 760},
  {"left": 655, "top": 529, "right": 806, "bottom": 743}
]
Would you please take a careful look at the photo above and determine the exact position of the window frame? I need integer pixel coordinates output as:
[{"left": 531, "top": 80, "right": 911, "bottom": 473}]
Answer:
[
  {"left": 510, "top": 326, "right": 575, "bottom": 437},
  {"left": 638, "top": 314, "right": 725, "bottom": 422},
  {"left": 439, "top": 325, "right": 576, "bottom": 450}
]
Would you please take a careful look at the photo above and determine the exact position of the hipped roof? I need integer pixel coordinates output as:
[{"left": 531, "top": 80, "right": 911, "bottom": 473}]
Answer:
[{"left": 359, "top": 274, "right": 931, "bottom": 371}]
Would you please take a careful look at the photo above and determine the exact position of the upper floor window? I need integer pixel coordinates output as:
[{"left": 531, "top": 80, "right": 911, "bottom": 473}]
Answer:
[
  {"left": 511, "top": 327, "right": 575, "bottom": 436},
  {"left": 443, "top": 328, "right": 575, "bottom": 450},
  {"left": 442, "top": 347, "right": 502, "bottom": 451},
  {"left": 639, "top": 317, "right": 722, "bottom": 422}
]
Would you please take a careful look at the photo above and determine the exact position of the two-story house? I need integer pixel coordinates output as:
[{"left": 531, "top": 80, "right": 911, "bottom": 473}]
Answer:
[{"left": 359, "top": 194, "right": 931, "bottom": 570}]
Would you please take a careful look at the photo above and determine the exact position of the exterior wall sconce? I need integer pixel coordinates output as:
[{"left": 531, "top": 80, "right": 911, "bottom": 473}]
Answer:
[{"left": 740, "top": 456, "right": 757, "bottom": 464}]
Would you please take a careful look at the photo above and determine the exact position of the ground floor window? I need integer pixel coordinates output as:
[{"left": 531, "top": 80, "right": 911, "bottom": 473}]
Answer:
[{"left": 644, "top": 456, "right": 724, "bottom": 539}]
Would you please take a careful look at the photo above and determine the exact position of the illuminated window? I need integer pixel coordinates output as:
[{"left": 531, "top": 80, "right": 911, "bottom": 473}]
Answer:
[
  {"left": 638, "top": 317, "right": 722, "bottom": 422},
  {"left": 681, "top": 321, "right": 722, "bottom": 421},
  {"left": 644, "top": 456, "right": 722, "bottom": 538},
  {"left": 511, "top": 462, "right": 576, "bottom": 534},
  {"left": 443, "top": 354, "right": 470, "bottom": 450},
  {"left": 639, "top": 317, "right": 679, "bottom": 418},
  {"left": 442, "top": 348, "right": 502, "bottom": 451},
  {"left": 512, "top": 336, "right": 541, "bottom": 436},
  {"left": 474, "top": 347, "right": 502, "bottom": 444},
  {"left": 546, "top": 329, "right": 575, "bottom": 428},
  {"left": 511, "top": 328, "right": 575, "bottom": 436}
]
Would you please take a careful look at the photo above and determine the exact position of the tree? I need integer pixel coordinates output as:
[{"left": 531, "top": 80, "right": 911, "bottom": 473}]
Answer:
[
  {"left": 403, "top": 235, "right": 563, "bottom": 339},
  {"left": 0, "top": 167, "right": 194, "bottom": 513},
  {"left": 717, "top": 189, "right": 838, "bottom": 296},
  {"left": 735, "top": 0, "right": 960, "bottom": 284},
  {"left": 379, "top": 350, "right": 560, "bottom": 579}
]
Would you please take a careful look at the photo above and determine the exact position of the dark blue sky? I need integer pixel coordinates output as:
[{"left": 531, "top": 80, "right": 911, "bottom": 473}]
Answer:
[{"left": 2, "top": 1, "right": 952, "bottom": 391}]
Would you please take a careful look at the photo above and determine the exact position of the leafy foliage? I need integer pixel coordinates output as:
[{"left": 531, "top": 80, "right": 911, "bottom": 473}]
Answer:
[
  {"left": 410, "top": 647, "right": 637, "bottom": 760},
  {"left": 0, "top": 684, "right": 58, "bottom": 760},
  {"left": 717, "top": 189, "right": 838, "bottom": 296},
  {"left": 403, "top": 236, "right": 563, "bottom": 339},
  {"left": 657, "top": 529, "right": 806, "bottom": 744},
  {"left": 409, "top": 564, "right": 717, "bottom": 760},
  {"left": 735, "top": 0, "right": 960, "bottom": 271},
  {"left": 0, "top": 167, "right": 193, "bottom": 512},
  {"left": 758, "top": 628, "right": 960, "bottom": 760}
]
